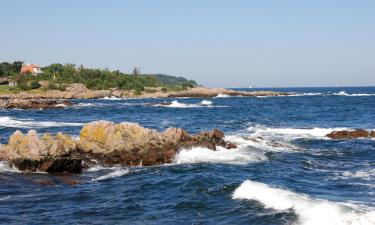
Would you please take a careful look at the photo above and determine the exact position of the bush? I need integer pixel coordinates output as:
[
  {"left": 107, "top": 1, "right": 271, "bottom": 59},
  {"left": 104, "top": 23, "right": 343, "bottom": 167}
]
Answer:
[
  {"left": 17, "top": 82, "right": 31, "bottom": 91},
  {"left": 48, "top": 81, "right": 58, "bottom": 90},
  {"left": 30, "top": 81, "right": 41, "bottom": 89},
  {"left": 133, "top": 89, "right": 142, "bottom": 95},
  {"left": 161, "top": 87, "right": 168, "bottom": 93}
]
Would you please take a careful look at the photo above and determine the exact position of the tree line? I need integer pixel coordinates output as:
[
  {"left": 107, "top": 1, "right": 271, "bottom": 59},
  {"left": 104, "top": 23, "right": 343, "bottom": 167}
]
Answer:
[{"left": 0, "top": 61, "right": 197, "bottom": 93}]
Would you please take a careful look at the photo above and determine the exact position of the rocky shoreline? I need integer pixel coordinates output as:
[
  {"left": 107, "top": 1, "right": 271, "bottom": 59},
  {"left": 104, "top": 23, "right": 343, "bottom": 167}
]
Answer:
[
  {"left": 0, "top": 121, "right": 236, "bottom": 174},
  {"left": 0, "top": 99, "right": 73, "bottom": 109},
  {"left": 0, "top": 83, "right": 290, "bottom": 100}
]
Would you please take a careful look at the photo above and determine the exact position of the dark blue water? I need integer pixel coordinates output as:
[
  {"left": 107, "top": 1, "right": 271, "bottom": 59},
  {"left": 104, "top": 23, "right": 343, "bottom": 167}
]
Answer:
[{"left": 1, "top": 87, "right": 374, "bottom": 225}]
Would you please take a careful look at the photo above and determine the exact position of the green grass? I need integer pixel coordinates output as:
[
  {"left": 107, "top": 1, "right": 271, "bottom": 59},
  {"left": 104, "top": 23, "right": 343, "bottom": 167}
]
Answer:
[{"left": 0, "top": 84, "right": 12, "bottom": 93}]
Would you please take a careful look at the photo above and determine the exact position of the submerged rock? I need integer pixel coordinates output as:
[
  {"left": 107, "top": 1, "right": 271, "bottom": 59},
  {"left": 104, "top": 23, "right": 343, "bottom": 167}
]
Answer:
[
  {"left": 326, "top": 129, "right": 375, "bottom": 139},
  {"left": 0, "top": 121, "right": 236, "bottom": 173}
]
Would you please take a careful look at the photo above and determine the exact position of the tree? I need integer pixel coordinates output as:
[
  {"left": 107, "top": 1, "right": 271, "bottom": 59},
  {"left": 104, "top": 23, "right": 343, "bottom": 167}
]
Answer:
[{"left": 132, "top": 67, "right": 140, "bottom": 76}]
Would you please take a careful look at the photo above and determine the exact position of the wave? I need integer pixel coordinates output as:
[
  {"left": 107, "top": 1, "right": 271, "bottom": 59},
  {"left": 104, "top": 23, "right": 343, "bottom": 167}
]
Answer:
[
  {"left": 91, "top": 168, "right": 130, "bottom": 181},
  {"left": 333, "top": 91, "right": 375, "bottom": 97},
  {"left": 101, "top": 96, "right": 123, "bottom": 100},
  {"left": 200, "top": 100, "right": 213, "bottom": 105},
  {"left": 247, "top": 125, "right": 349, "bottom": 140},
  {"left": 334, "top": 169, "right": 375, "bottom": 181},
  {"left": 232, "top": 180, "right": 375, "bottom": 225},
  {"left": 174, "top": 146, "right": 267, "bottom": 165},
  {"left": 256, "top": 91, "right": 375, "bottom": 98},
  {"left": 0, "top": 116, "right": 83, "bottom": 129},
  {"left": 0, "top": 161, "right": 20, "bottom": 173},
  {"left": 215, "top": 93, "right": 230, "bottom": 98},
  {"left": 155, "top": 100, "right": 223, "bottom": 108}
]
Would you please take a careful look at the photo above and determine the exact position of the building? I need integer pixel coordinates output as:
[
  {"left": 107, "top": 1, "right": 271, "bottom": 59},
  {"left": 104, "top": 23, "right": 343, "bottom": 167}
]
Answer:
[{"left": 20, "top": 63, "right": 43, "bottom": 75}]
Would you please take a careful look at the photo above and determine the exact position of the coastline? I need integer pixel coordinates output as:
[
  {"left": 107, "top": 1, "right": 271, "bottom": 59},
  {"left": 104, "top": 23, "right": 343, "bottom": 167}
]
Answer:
[{"left": 0, "top": 85, "right": 290, "bottom": 100}]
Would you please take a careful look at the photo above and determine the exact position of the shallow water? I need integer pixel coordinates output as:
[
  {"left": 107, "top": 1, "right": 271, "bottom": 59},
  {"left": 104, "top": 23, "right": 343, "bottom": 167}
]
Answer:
[{"left": 1, "top": 87, "right": 374, "bottom": 224}]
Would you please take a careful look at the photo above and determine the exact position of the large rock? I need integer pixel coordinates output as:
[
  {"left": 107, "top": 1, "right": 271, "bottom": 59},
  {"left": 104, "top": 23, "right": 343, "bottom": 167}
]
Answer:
[
  {"left": 65, "top": 83, "right": 88, "bottom": 93},
  {"left": 326, "top": 129, "right": 375, "bottom": 139},
  {"left": 0, "top": 131, "right": 80, "bottom": 173},
  {"left": 0, "top": 120, "right": 236, "bottom": 172},
  {"left": 76, "top": 121, "right": 226, "bottom": 166}
]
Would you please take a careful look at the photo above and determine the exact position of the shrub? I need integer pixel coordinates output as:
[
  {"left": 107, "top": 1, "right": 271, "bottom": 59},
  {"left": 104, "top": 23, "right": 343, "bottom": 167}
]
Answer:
[
  {"left": 133, "top": 89, "right": 142, "bottom": 95},
  {"left": 30, "top": 81, "right": 41, "bottom": 89},
  {"left": 48, "top": 81, "right": 58, "bottom": 90}
]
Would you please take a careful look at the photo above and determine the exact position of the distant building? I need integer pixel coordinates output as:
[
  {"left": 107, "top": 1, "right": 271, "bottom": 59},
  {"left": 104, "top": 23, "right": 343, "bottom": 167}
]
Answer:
[{"left": 20, "top": 63, "right": 43, "bottom": 75}]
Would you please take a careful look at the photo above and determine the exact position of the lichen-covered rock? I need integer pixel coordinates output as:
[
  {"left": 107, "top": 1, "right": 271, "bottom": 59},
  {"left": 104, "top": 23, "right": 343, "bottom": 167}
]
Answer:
[{"left": 77, "top": 121, "right": 235, "bottom": 166}]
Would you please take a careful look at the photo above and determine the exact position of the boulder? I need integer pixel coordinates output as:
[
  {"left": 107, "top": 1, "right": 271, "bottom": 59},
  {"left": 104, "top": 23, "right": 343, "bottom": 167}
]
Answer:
[
  {"left": 77, "top": 121, "right": 234, "bottom": 166},
  {"left": 65, "top": 83, "right": 88, "bottom": 93},
  {"left": 326, "top": 129, "right": 372, "bottom": 139}
]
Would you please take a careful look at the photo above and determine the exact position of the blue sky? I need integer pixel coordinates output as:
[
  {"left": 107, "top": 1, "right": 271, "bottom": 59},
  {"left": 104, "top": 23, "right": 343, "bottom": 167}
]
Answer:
[{"left": 1, "top": 0, "right": 374, "bottom": 87}]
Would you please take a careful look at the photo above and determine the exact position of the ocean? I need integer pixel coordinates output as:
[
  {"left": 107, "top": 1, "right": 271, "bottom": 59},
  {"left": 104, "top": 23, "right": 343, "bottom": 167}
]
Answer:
[{"left": 0, "top": 87, "right": 374, "bottom": 225}]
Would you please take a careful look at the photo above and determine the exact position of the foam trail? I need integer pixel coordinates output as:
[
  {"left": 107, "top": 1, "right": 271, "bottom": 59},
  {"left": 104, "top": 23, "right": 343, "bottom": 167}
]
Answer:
[
  {"left": 0, "top": 116, "right": 83, "bottom": 128},
  {"left": 91, "top": 168, "right": 130, "bottom": 181},
  {"left": 174, "top": 146, "right": 267, "bottom": 164},
  {"left": 233, "top": 180, "right": 375, "bottom": 225}
]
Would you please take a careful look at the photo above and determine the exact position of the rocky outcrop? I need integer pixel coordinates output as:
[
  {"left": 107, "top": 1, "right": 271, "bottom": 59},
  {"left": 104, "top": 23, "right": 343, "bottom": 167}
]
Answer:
[
  {"left": 76, "top": 121, "right": 235, "bottom": 166},
  {"left": 0, "top": 121, "right": 236, "bottom": 173},
  {"left": 326, "top": 129, "right": 375, "bottom": 139},
  {"left": 0, "top": 99, "right": 73, "bottom": 109}
]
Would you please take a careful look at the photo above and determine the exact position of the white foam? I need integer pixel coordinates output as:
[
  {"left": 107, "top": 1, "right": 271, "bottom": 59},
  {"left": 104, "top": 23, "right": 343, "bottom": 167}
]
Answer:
[
  {"left": 333, "top": 91, "right": 375, "bottom": 97},
  {"left": 174, "top": 146, "right": 267, "bottom": 165},
  {"left": 91, "top": 168, "right": 130, "bottom": 181},
  {"left": 288, "top": 92, "right": 324, "bottom": 97},
  {"left": 101, "top": 96, "right": 123, "bottom": 100},
  {"left": 247, "top": 125, "right": 349, "bottom": 140},
  {"left": 0, "top": 161, "right": 20, "bottom": 173},
  {"left": 337, "top": 169, "right": 375, "bottom": 181},
  {"left": 233, "top": 180, "right": 375, "bottom": 225},
  {"left": 0, "top": 116, "right": 83, "bottom": 129},
  {"left": 200, "top": 100, "right": 213, "bottom": 105},
  {"left": 225, "top": 134, "right": 297, "bottom": 152},
  {"left": 215, "top": 93, "right": 230, "bottom": 98},
  {"left": 54, "top": 103, "right": 68, "bottom": 107},
  {"left": 0, "top": 196, "right": 11, "bottom": 201}
]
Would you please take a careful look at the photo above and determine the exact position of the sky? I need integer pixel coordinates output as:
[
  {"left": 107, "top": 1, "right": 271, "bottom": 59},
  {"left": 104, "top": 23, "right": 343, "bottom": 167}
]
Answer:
[{"left": 1, "top": 0, "right": 374, "bottom": 87}]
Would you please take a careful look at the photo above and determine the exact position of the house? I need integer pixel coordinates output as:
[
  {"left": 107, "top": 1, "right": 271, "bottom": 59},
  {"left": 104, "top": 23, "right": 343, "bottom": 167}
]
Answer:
[{"left": 20, "top": 63, "right": 43, "bottom": 75}]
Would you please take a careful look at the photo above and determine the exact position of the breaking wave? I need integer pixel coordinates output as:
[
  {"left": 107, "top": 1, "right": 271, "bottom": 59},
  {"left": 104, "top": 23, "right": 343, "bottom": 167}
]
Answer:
[
  {"left": 155, "top": 100, "right": 223, "bottom": 108},
  {"left": 232, "top": 180, "right": 375, "bottom": 225},
  {"left": 0, "top": 161, "right": 20, "bottom": 173},
  {"left": 101, "top": 96, "right": 123, "bottom": 100},
  {"left": 0, "top": 116, "right": 83, "bottom": 129},
  {"left": 215, "top": 93, "right": 230, "bottom": 98},
  {"left": 174, "top": 146, "right": 267, "bottom": 164},
  {"left": 247, "top": 125, "right": 349, "bottom": 140},
  {"left": 333, "top": 91, "right": 375, "bottom": 97}
]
